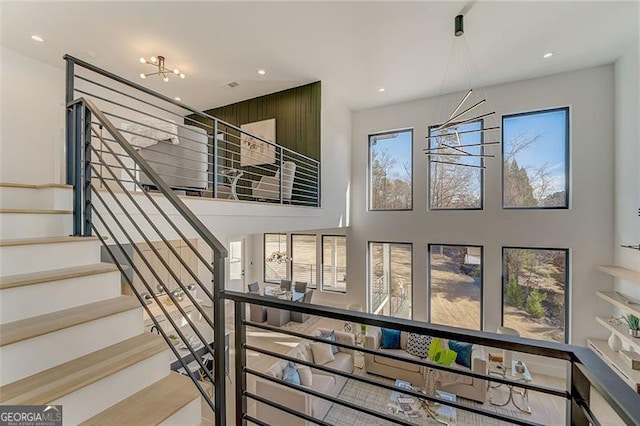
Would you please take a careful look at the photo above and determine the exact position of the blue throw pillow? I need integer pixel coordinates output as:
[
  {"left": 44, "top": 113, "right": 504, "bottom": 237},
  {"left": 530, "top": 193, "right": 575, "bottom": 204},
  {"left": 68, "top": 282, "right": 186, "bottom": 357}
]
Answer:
[
  {"left": 381, "top": 328, "right": 401, "bottom": 349},
  {"left": 448, "top": 340, "right": 472, "bottom": 368},
  {"left": 282, "top": 361, "right": 301, "bottom": 385},
  {"left": 319, "top": 330, "right": 338, "bottom": 354}
]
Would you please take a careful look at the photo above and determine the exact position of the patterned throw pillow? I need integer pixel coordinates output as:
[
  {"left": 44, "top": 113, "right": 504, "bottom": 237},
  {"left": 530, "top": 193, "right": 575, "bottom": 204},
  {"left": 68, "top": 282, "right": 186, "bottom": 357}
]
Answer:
[{"left": 406, "top": 333, "right": 433, "bottom": 358}]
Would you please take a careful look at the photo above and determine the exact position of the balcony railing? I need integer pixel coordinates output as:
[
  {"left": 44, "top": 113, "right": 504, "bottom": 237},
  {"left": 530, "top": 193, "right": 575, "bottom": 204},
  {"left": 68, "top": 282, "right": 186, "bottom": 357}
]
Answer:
[{"left": 65, "top": 55, "right": 320, "bottom": 207}]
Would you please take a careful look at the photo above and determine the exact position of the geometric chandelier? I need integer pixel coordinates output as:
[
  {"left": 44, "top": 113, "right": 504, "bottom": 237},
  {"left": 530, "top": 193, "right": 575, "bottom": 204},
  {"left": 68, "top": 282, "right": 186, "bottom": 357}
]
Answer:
[
  {"left": 139, "top": 55, "right": 185, "bottom": 82},
  {"left": 424, "top": 14, "right": 500, "bottom": 169}
]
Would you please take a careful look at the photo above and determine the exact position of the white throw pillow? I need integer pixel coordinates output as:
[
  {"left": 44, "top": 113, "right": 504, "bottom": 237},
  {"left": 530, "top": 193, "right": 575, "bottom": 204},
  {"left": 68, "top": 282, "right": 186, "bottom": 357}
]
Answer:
[
  {"left": 310, "top": 342, "right": 335, "bottom": 365},
  {"left": 296, "top": 365, "right": 313, "bottom": 387}
]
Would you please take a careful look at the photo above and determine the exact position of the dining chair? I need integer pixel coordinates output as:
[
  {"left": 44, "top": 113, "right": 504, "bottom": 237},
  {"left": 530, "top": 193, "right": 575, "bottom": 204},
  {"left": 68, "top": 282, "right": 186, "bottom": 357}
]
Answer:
[
  {"left": 294, "top": 281, "right": 308, "bottom": 293},
  {"left": 280, "top": 279, "right": 292, "bottom": 292},
  {"left": 291, "top": 290, "right": 314, "bottom": 323}
]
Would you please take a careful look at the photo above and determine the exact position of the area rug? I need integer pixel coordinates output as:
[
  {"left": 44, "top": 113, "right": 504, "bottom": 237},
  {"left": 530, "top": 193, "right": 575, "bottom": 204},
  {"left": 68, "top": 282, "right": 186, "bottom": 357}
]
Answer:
[{"left": 323, "top": 372, "right": 525, "bottom": 426}]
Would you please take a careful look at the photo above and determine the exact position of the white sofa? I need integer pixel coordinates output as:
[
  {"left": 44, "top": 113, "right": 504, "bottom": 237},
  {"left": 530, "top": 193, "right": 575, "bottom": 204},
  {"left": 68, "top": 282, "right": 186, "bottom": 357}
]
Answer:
[
  {"left": 364, "top": 327, "right": 487, "bottom": 403},
  {"left": 255, "top": 328, "right": 354, "bottom": 425}
]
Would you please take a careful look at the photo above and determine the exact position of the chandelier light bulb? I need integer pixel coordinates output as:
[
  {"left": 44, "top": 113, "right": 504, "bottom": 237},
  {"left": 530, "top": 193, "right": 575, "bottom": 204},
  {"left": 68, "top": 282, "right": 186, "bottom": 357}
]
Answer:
[
  {"left": 150, "top": 56, "right": 157, "bottom": 63},
  {"left": 163, "top": 76, "right": 169, "bottom": 82},
  {"left": 258, "top": 69, "right": 266, "bottom": 75},
  {"left": 139, "top": 57, "right": 146, "bottom": 64},
  {"left": 31, "top": 34, "right": 45, "bottom": 43},
  {"left": 173, "top": 68, "right": 180, "bottom": 74},
  {"left": 139, "top": 73, "right": 146, "bottom": 79},
  {"left": 180, "top": 73, "right": 185, "bottom": 79}
]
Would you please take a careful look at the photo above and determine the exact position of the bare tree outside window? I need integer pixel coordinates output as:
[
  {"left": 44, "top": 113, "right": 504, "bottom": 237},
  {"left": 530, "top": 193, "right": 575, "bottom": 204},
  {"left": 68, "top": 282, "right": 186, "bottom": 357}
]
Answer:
[
  {"left": 503, "top": 108, "right": 569, "bottom": 208},
  {"left": 292, "top": 234, "right": 317, "bottom": 288},
  {"left": 429, "top": 121, "right": 483, "bottom": 209},
  {"left": 369, "top": 130, "right": 412, "bottom": 210},
  {"left": 502, "top": 247, "right": 568, "bottom": 343}
]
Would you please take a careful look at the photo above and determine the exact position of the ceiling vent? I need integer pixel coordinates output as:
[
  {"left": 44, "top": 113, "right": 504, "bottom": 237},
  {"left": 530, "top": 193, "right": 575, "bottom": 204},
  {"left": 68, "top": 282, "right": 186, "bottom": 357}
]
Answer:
[{"left": 224, "top": 81, "right": 239, "bottom": 88}]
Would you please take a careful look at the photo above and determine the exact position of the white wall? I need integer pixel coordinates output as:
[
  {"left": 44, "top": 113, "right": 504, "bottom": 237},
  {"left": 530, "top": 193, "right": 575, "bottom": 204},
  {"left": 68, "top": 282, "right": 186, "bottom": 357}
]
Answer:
[
  {"left": 0, "top": 47, "right": 65, "bottom": 184},
  {"left": 349, "top": 65, "right": 616, "bottom": 348},
  {"left": 613, "top": 46, "right": 640, "bottom": 318}
]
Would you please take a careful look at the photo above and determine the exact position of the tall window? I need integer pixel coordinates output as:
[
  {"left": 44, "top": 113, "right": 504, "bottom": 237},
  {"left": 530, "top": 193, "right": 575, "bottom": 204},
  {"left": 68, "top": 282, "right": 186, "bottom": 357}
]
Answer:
[
  {"left": 503, "top": 108, "right": 570, "bottom": 208},
  {"left": 429, "top": 121, "right": 483, "bottom": 210},
  {"left": 369, "top": 242, "right": 413, "bottom": 319},
  {"left": 292, "top": 234, "right": 317, "bottom": 288},
  {"left": 264, "top": 233, "right": 288, "bottom": 283},
  {"left": 368, "top": 129, "right": 413, "bottom": 210},
  {"left": 322, "top": 236, "right": 347, "bottom": 293},
  {"left": 428, "top": 244, "right": 483, "bottom": 330},
  {"left": 502, "top": 247, "right": 569, "bottom": 343}
]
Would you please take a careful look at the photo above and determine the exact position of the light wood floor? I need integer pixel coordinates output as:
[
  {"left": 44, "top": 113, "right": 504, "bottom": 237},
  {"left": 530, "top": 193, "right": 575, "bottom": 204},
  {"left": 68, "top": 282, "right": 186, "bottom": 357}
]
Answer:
[{"left": 196, "top": 304, "right": 580, "bottom": 425}]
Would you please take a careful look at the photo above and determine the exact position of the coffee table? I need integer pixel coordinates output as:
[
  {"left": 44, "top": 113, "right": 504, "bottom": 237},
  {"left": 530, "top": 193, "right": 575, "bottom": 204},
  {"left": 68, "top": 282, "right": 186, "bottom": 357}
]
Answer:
[{"left": 388, "top": 379, "right": 457, "bottom": 425}]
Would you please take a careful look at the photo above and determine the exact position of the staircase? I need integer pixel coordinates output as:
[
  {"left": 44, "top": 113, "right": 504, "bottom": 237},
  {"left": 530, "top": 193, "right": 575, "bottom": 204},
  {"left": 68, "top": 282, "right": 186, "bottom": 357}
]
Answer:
[{"left": 0, "top": 183, "right": 202, "bottom": 425}]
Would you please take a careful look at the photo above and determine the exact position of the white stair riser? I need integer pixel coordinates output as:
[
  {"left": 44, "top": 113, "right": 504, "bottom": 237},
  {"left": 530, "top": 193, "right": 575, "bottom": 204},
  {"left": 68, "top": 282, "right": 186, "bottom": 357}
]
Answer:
[
  {"left": 52, "top": 350, "right": 171, "bottom": 426},
  {"left": 0, "top": 187, "right": 72, "bottom": 210},
  {"left": 0, "top": 241, "right": 101, "bottom": 275},
  {"left": 0, "top": 308, "right": 143, "bottom": 385},
  {"left": 159, "top": 397, "right": 202, "bottom": 426},
  {"left": 0, "top": 213, "right": 72, "bottom": 239},
  {"left": 0, "top": 271, "right": 121, "bottom": 324}
]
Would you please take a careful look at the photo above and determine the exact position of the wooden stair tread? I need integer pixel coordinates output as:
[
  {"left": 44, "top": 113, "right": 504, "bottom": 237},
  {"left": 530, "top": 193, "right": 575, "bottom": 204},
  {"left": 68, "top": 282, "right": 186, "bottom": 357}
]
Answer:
[
  {"left": 0, "top": 209, "right": 72, "bottom": 214},
  {"left": 0, "top": 263, "right": 119, "bottom": 290},
  {"left": 0, "top": 236, "right": 99, "bottom": 247},
  {"left": 0, "top": 182, "right": 71, "bottom": 189},
  {"left": 0, "top": 296, "right": 140, "bottom": 347},
  {"left": 0, "top": 333, "right": 168, "bottom": 404},
  {"left": 80, "top": 372, "right": 199, "bottom": 426}
]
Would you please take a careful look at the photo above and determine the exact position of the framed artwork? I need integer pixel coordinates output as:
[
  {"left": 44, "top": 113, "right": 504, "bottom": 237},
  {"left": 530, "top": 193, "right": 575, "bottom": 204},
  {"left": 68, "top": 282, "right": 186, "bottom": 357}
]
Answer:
[{"left": 240, "top": 118, "right": 276, "bottom": 166}]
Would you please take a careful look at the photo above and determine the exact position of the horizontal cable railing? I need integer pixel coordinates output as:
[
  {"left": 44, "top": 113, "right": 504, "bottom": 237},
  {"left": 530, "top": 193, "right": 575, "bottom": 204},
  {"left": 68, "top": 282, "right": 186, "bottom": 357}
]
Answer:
[
  {"left": 224, "top": 290, "right": 640, "bottom": 426},
  {"left": 66, "top": 95, "right": 228, "bottom": 425},
  {"left": 66, "top": 55, "right": 320, "bottom": 207}
]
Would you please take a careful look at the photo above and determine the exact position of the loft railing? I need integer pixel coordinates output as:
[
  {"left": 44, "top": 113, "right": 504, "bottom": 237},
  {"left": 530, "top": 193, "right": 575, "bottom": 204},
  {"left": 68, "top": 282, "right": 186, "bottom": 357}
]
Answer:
[
  {"left": 65, "top": 54, "right": 320, "bottom": 207},
  {"left": 66, "top": 95, "right": 228, "bottom": 425},
  {"left": 225, "top": 291, "right": 640, "bottom": 426}
]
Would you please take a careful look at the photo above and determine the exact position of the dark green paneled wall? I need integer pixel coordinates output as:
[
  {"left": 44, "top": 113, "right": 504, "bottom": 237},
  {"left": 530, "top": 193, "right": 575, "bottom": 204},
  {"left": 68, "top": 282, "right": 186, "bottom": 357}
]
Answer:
[{"left": 206, "top": 81, "right": 321, "bottom": 161}]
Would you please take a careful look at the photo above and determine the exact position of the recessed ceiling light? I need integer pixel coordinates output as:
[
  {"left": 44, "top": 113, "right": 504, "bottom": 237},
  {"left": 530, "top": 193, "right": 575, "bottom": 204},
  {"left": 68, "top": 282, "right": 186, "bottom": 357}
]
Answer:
[
  {"left": 174, "top": 97, "right": 182, "bottom": 102},
  {"left": 258, "top": 69, "right": 266, "bottom": 75},
  {"left": 378, "top": 87, "right": 386, "bottom": 93},
  {"left": 31, "top": 34, "right": 44, "bottom": 43},
  {"left": 543, "top": 52, "right": 554, "bottom": 59}
]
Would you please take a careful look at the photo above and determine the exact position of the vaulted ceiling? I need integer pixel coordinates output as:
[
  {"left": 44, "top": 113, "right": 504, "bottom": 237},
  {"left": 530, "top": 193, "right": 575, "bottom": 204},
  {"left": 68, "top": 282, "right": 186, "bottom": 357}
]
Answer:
[{"left": 1, "top": 1, "right": 638, "bottom": 111}]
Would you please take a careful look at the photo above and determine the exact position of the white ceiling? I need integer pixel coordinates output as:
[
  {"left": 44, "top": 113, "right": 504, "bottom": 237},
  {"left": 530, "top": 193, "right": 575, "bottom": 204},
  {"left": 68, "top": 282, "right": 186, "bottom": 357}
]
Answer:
[{"left": 1, "top": 1, "right": 638, "bottom": 111}]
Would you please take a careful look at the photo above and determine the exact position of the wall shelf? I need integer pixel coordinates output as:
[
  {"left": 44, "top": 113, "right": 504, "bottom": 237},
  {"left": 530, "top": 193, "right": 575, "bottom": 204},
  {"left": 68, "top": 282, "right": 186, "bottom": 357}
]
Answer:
[
  {"left": 597, "top": 290, "right": 640, "bottom": 318},
  {"left": 598, "top": 265, "right": 640, "bottom": 284},
  {"left": 587, "top": 338, "right": 640, "bottom": 393},
  {"left": 595, "top": 315, "right": 640, "bottom": 354}
]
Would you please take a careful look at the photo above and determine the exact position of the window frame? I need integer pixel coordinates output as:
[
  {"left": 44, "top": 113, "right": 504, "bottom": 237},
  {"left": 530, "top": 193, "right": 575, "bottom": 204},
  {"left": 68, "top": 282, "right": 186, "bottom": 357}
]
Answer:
[
  {"left": 500, "top": 246, "right": 570, "bottom": 344},
  {"left": 427, "top": 243, "right": 484, "bottom": 330},
  {"left": 321, "top": 234, "right": 347, "bottom": 293},
  {"left": 501, "top": 106, "right": 571, "bottom": 210},
  {"left": 427, "top": 120, "right": 485, "bottom": 211},
  {"left": 367, "top": 128, "right": 414, "bottom": 212},
  {"left": 263, "top": 233, "right": 288, "bottom": 284},
  {"left": 291, "top": 233, "right": 317, "bottom": 289},
  {"left": 367, "top": 241, "right": 414, "bottom": 320}
]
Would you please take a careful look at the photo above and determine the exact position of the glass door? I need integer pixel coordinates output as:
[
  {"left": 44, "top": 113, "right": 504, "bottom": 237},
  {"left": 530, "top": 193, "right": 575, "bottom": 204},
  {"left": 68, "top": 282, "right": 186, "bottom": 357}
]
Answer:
[{"left": 228, "top": 238, "right": 245, "bottom": 292}]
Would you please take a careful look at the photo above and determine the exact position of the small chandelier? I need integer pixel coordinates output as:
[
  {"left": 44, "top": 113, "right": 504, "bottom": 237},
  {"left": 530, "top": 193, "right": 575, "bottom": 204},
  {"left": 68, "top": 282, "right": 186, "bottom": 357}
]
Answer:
[
  {"left": 139, "top": 55, "right": 185, "bottom": 81},
  {"left": 265, "top": 250, "right": 292, "bottom": 264}
]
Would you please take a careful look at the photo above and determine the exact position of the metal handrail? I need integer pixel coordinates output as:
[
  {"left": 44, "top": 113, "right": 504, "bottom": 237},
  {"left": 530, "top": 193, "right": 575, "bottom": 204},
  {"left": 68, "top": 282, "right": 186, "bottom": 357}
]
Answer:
[
  {"left": 65, "top": 54, "right": 320, "bottom": 165},
  {"left": 225, "top": 290, "right": 640, "bottom": 425}
]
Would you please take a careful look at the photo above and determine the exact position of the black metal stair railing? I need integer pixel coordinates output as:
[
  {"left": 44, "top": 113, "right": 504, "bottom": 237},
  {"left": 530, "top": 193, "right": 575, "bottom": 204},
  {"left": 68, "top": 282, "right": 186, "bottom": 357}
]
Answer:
[{"left": 67, "top": 96, "right": 228, "bottom": 425}]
